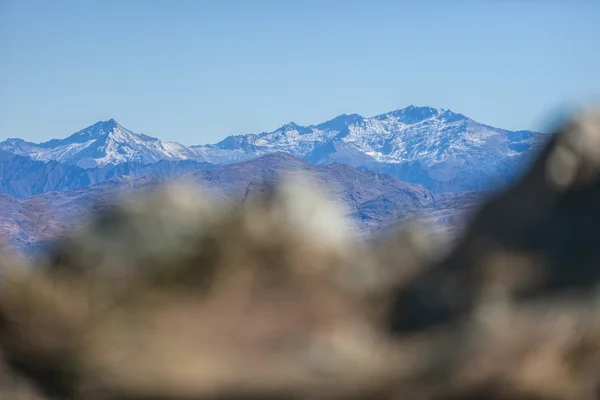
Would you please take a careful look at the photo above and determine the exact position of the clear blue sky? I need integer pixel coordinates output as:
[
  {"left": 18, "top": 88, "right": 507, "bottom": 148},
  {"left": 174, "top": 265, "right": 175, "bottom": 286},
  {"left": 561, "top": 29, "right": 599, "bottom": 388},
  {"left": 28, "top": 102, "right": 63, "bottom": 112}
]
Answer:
[{"left": 1, "top": 0, "right": 599, "bottom": 144}]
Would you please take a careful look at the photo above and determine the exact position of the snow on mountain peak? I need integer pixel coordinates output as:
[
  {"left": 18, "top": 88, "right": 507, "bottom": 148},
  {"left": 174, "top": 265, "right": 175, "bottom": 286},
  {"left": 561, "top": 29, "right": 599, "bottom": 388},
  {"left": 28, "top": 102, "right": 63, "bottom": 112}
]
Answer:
[
  {"left": 377, "top": 105, "right": 446, "bottom": 124},
  {"left": 74, "top": 118, "right": 121, "bottom": 138},
  {"left": 0, "top": 105, "right": 548, "bottom": 191},
  {"left": 0, "top": 119, "right": 208, "bottom": 168},
  {"left": 191, "top": 105, "right": 548, "bottom": 191}
]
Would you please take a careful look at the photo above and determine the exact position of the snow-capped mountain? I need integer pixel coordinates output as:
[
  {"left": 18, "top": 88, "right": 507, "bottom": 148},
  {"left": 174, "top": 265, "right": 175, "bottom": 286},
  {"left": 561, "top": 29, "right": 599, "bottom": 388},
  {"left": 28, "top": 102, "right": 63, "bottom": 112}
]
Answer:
[
  {"left": 0, "top": 119, "right": 206, "bottom": 168},
  {"left": 0, "top": 106, "right": 550, "bottom": 192},
  {"left": 192, "top": 106, "right": 549, "bottom": 192},
  {"left": 193, "top": 106, "right": 544, "bottom": 163}
]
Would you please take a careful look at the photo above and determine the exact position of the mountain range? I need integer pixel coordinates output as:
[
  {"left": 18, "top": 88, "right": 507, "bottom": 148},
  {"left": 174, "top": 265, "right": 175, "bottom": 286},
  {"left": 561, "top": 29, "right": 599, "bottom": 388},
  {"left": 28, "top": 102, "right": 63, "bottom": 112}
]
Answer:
[
  {"left": 0, "top": 105, "right": 549, "bottom": 253},
  {"left": 0, "top": 119, "right": 203, "bottom": 168},
  {"left": 0, "top": 149, "right": 214, "bottom": 198},
  {"left": 0, "top": 106, "right": 549, "bottom": 194},
  {"left": 0, "top": 152, "right": 482, "bottom": 253}
]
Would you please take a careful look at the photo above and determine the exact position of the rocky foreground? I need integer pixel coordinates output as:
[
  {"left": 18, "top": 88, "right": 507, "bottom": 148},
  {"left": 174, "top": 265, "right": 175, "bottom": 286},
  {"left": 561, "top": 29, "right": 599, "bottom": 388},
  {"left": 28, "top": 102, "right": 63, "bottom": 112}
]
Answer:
[{"left": 0, "top": 109, "right": 599, "bottom": 399}]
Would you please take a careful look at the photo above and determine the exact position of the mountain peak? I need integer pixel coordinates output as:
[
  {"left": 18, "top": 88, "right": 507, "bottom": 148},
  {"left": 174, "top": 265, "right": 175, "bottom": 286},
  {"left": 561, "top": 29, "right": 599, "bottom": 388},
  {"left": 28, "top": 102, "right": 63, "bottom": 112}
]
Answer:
[
  {"left": 315, "top": 113, "right": 364, "bottom": 134},
  {"left": 375, "top": 105, "right": 445, "bottom": 124},
  {"left": 3, "top": 117, "right": 204, "bottom": 169},
  {"left": 86, "top": 118, "right": 121, "bottom": 136},
  {"left": 439, "top": 109, "right": 468, "bottom": 123},
  {"left": 106, "top": 118, "right": 119, "bottom": 127},
  {"left": 322, "top": 113, "right": 364, "bottom": 124},
  {"left": 279, "top": 121, "right": 312, "bottom": 135},
  {"left": 282, "top": 121, "right": 301, "bottom": 130},
  {"left": 402, "top": 104, "right": 444, "bottom": 115}
]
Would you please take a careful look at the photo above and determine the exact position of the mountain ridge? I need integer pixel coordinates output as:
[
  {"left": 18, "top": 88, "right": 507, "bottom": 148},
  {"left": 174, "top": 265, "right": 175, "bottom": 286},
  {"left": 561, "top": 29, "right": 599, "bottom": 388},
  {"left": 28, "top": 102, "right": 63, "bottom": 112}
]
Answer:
[
  {"left": 0, "top": 105, "right": 550, "bottom": 192},
  {"left": 0, "top": 149, "right": 215, "bottom": 198},
  {"left": 2, "top": 152, "right": 476, "bottom": 253},
  {"left": 192, "top": 105, "right": 548, "bottom": 191},
  {"left": 1, "top": 119, "right": 207, "bottom": 169}
]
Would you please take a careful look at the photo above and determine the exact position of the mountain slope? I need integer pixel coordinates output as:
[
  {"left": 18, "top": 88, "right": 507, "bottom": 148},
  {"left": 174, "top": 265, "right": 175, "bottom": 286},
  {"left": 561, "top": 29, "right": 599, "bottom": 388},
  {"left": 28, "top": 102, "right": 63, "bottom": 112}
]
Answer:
[
  {"left": 181, "top": 152, "right": 433, "bottom": 213},
  {"left": 0, "top": 150, "right": 215, "bottom": 198},
  {"left": 0, "top": 150, "right": 96, "bottom": 198},
  {"left": 0, "top": 119, "right": 207, "bottom": 168},
  {"left": 0, "top": 153, "right": 440, "bottom": 250},
  {"left": 192, "top": 106, "right": 549, "bottom": 192},
  {"left": 1, "top": 106, "right": 550, "bottom": 193}
]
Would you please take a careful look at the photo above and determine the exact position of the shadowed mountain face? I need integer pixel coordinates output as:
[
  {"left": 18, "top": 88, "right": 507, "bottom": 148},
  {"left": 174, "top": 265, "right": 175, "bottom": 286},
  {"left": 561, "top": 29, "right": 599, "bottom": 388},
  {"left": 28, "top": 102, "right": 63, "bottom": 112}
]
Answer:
[
  {"left": 0, "top": 152, "right": 482, "bottom": 252},
  {"left": 0, "top": 106, "right": 549, "bottom": 193},
  {"left": 0, "top": 150, "right": 215, "bottom": 198}
]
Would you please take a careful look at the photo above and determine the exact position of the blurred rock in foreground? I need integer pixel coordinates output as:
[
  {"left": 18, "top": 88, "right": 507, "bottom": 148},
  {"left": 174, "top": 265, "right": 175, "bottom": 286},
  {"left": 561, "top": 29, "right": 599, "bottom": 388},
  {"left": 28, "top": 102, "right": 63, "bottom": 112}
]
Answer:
[{"left": 0, "top": 109, "right": 599, "bottom": 399}]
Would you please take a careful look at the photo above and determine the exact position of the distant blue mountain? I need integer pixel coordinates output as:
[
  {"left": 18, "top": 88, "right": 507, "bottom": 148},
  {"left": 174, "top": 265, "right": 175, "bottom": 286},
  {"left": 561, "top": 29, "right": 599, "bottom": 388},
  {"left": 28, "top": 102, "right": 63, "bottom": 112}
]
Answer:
[
  {"left": 0, "top": 150, "right": 215, "bottom": 198},
  {"left": 0, "top": 119, "right": 207, "bottom": 169},
  {"left": 0, "top": 105, "right": 550, "bottom": 193},
  {"left": 2, "top": 152, "right": 462, "bottom": 252},
  {"left": 192, "top": 105, "right": 549, "bottom": 192}
]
